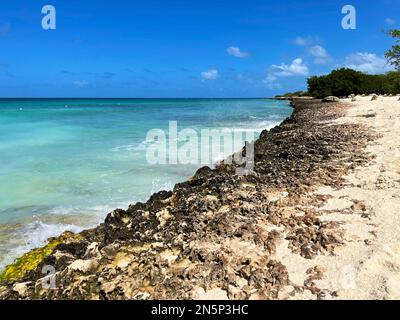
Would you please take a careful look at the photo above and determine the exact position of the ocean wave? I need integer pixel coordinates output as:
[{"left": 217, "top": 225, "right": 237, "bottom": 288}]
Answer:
[
  {"left": 222, "top": 123, "right": 279, "bottom": 136},
  {"left": 252, "top": 120, "right": 281, "bottom": 131},
  {"left": 0, "top": 205, "right": 116, "bottom": 271},
  {"left": 47, "top": 205, "right": 114, "bottom": 218},
  {"left": 111, "top": 139, "right": 157, "bottom": 153},
  {"left": 111, "top": 119, "right": 281, "bottom": 154},
  {"left": 111, "top": 143, "right": 144, "bottom": 152},
  {"left": 0, "top": 219, "right": 85, "bottom": 271},
  {"left": 150, "top": 179, "right": 175, "bottom": 194}
]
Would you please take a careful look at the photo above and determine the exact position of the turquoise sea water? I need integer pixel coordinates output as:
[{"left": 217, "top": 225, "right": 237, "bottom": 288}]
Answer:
[{"left": 0, "top": 98, "right": 291, "bottom": 268}]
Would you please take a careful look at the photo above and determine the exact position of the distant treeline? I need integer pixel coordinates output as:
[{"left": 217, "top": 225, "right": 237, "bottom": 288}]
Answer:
[
  {"left": 307, "top": 68, "right": 400, "bottom": 98},
  {"left": 275, "top": 91, "right": 308, "bottom": 98}
]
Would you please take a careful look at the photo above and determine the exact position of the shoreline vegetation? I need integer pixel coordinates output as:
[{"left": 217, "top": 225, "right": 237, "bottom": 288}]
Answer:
[
  {"left": 2, "top": 94, "right": 392, "bottom": 300},
  {"left": 0, "top": 16, "right": 399, "bottom": 302},
  {"left": 1, "top": 57, "right": 400, "bottom": 298},
  {"left": 2, "top": 25, "right": 400, "bottom": 294},
  {"left": 276, "top": 68, "right": 400, "bottom": 100}
]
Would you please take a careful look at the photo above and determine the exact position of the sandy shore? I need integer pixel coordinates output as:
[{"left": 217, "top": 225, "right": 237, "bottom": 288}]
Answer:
[
  {"left": 0, "top": 96, "right": 399, "bottom": 300},
  {"left": 280, "top": 96, "right": 400, "bottom": 299}
]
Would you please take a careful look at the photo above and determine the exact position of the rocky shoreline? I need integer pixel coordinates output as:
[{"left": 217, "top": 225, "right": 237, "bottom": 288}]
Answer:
[{"left": 0, "top": 98, "right": 376, "bottom": 300}]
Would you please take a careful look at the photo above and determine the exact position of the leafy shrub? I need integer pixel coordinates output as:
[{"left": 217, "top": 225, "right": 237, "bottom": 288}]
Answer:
[{"left": 307, "top": 68, "right": 400, "bottom": 98}]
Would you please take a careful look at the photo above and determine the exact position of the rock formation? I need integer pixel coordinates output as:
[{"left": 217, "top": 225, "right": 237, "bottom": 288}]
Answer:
[
  {"left": 0, "top": 99, "right": 375, "bottom": 300},
  {"left": 322, "top": 96, "right": 340, "bottom": 102}
]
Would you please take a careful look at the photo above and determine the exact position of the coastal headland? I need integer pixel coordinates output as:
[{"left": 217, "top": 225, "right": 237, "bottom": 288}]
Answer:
[{"left": 1, "top": 96, "right": 399, "bottom": 300}]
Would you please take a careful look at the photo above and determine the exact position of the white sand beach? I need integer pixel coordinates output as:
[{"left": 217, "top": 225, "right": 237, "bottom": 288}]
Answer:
[
  {"left": 278, "top": 96, "right": 400, "bottom": 299},
  {"left": 1, "top": 96, "right": 400, "bottom": 301}
]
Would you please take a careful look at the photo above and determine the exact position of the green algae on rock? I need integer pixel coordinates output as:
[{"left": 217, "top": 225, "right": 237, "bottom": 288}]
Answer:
[
  {"left": 0, "top": 231, "right": 83, "bottom": 283},
  {"left": 0, "top": 241, "right": 61, "bottom": 282},
  {"left": 0, "top": 99, "right": 377, "bottom": 300}
]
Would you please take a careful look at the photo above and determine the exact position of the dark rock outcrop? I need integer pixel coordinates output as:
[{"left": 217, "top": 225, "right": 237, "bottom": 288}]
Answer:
[
  {"left": 0, "top": 99, "right": 375, "bottom": 300},
  {"left": 322, "top": 96, "right": 340, "bottom": 102}
]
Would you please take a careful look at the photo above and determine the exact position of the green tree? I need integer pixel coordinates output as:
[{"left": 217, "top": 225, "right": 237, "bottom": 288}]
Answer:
[
  {"left": 385, "top": 29, "right": 400, "bottom": 71},
  {"left": 307, "top": 68, "right": 365, "bottom": 98},
  {"left": 306, "top": 68, "right": 400, "bottom": 98}
]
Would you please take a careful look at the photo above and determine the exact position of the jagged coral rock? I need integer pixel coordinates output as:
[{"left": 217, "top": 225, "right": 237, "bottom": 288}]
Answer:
[{"left": 0, "top": 99, "right": 375, "bottom": 300}]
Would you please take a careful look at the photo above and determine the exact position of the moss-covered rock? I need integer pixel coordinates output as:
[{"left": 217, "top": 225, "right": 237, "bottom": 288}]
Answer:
[
  {"left": 0, "top": 231, "right": 83, "bottom": 283},
  {"left": 0, "top": 241, "right": 61, "bottom": 282}
]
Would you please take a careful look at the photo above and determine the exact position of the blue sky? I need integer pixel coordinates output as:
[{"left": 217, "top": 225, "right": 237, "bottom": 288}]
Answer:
[{"left": 0, "top": 0, "right": 399, "bottom": 97}]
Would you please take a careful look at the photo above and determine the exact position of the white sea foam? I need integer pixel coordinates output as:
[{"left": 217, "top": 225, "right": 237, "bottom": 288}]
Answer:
[
  {"left": 0, "top": 220, "right": 85, "bottom": 271},
  {"left": 241, "top": 120, "right": 281, "bottom": 132},
  {"left": 111, "top": 120, "right": 280, "bottom": 156},
  {"left": 111, "top": 139, "right": 156, "bottom": 153},
  {"left": 47, "top": 205, "right": 114, "bottom": 218},
  {"left": 0, "top": 99, "right": 291, "bottom": 272},
  {"left": 150, "top": 179, "right": 175, "bottom": 194},
  {"left": 0, "top": 205, "right": 115, "bottom": 271}
]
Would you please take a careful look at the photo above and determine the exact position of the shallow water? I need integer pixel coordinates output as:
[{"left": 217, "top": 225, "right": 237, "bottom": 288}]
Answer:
[{"left": 0, "top": 98, "right": 291, "bottom": 268}]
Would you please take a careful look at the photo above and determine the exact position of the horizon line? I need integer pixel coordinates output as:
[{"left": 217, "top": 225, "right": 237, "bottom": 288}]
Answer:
[{"left": 0, "top": 97, "right": 276, "bottom": 100}]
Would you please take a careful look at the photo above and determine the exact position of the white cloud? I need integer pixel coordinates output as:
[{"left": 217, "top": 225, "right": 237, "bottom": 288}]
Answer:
[
  {"left": 263, "top": 74, "right": 281, "bottom": 89},
  {"left": 294, "top": 36, "right": 312, "bottom": 46},
  {"left": 294, "top": 36, "right": 321, "bottom": 46},
  {"left": 227, "top": 46, "right": 249, "bottom": 58},
  {"left": 263, "top": 74, "right": 277, "bottom": 83},
  {"left": 307, "top": 45, "right": 332, "bottom": 64},
  {"left": 72, "top": 80, "right": 89, "bottom": 87},
  {"left": 385, "top": 18, "right": 396, "bottom": 26},
  {"left": 201, "top": 69, "right": 219, "bottom": 81},
  {"left": 344, "top": 52, "right": 393, "bottom": 74},
  {"left": 271, "top": 58, "right": 309, "bottom": 77},
  {"left": 263, "top": 58, "right": 308, "bottom": 89}
]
